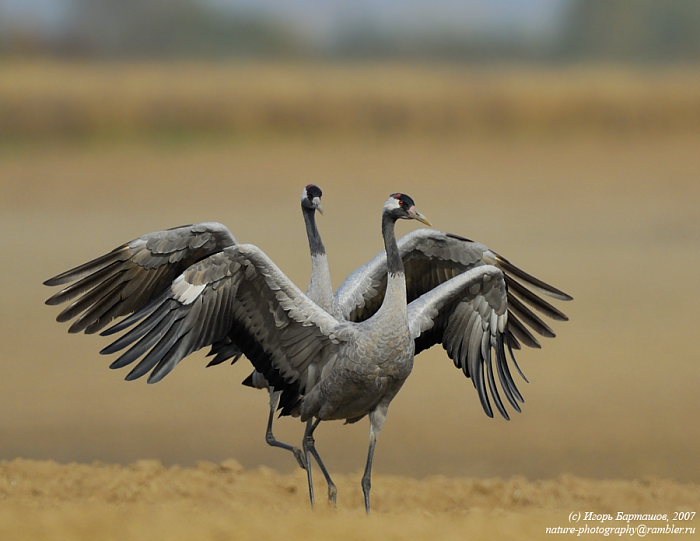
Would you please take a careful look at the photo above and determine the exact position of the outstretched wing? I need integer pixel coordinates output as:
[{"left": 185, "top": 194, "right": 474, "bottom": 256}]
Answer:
[
  {"left": 335, "top": 228, "right": 571, "bottom": 350},
  {"left": 407, "top": 265, "right": 519, "bottom": 420},
  {"left": 99, "top": 244, "right": 348, "bottom": 396},
  {"left": 44, "top": 222, "right": 236, "bottom": 334}
]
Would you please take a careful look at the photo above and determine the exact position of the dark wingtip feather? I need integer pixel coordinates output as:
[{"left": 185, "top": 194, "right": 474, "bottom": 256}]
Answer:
[
  {"left": 474, "top": 365, "right": 494, "bottom": 419},
  {"left": 504, "top": 275, "right": 570, "bottom": 322},
  {"left": 43, "top": 247, "right": 126, "bottom": 288},
  {"left": 124, "top": 369, "right": 145, "bottom": 381},
  {"left": 147, "top": 354, "right": 180, "bottom": 384},
  {"left": 44, "top": 273, "right": 82, "bottom": 287},
  {"left": 146, "top": 366, "right": 171, "bottom": 384},
  {"left": 507, "top": 340, "right": 530, "bottom": 384},
  {"left": 508, "top": 312, "right": 542, "bottom": 349},
  {"left": 101, "top": 313, "right": 142, "bottom": 336},
  {"left": 67, "top": 319, "right": 87, "bottom": 334},
  {"left": 241, "top": 373, "right": 255, "bottom": 387},
  {"left": 508, "top": 295, "right": 556, "bottom": 339},
  {"left": 495, "top": 336, "right": 523, "bottom": 411},
  {"left": 100, "top": 296, "right": 163, "bottom": 336},
  {"left": 101, "top": 343, "right": 121, "bottom": 355},
  {"left": 109, "top": 356, "right": 131, "bottom": 370},
  {"left": 495, "top": 253, "right": 573, "bottom": 301},
  {"left": 486, "top": 356, "right": 510, "bottom": 420}
]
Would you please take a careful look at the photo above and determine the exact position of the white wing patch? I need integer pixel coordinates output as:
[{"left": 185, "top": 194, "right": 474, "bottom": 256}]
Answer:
[{"left": 171, "top": 275, "right": 206, "bottom": 304}]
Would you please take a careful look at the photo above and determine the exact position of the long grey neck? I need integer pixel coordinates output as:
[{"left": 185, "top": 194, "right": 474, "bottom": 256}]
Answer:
[
  {"left": 303, "top": 206, "right": 335, "bottom": 314},
  {"left": 382, "top": 213, "right": 403, "bottom": 276},
  {"left": 374, "top": 212, "right": 407, "bottom": 319},
  {"left": 303, "top": 206, "right": 325, "bottom": 257}
]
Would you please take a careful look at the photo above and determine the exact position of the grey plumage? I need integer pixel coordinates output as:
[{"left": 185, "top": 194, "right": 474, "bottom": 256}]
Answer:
[
  {"left": 333, "top": 228, "right": 573, "bottom": 417},
  {"left": 69, "top": 193, "right": 523, "bottom": 512},
  {"left": 44, "top": 222, "right": 237, "bottom": 334},
  {"left": 43, "top": 188, "right": 326, "bottom": 469},
  {"left": 44, "top": 190, "right": 572, "bottom": 513}
]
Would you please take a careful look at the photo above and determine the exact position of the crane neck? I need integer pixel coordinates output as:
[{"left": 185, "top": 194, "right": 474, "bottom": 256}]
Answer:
[
  {"left": 382, "top": 212, "right": 404, "bottom": 277},
  {"left": 303, "top": 205, "right": 336, "bottom": 314},
  {"left": 303, "top": 206, "right": 325, "bottom": 257},
  {"left": 374, "top": 212, "right": 407, "bottom": 320}
]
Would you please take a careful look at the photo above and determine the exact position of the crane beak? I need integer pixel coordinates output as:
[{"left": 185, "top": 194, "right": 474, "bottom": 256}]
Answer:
[
  {"left": 408, "top": 207, "right": 432, "bottom": 227},
  {"left": 313, "top": 197, "right": 324, "bottom": 215}
]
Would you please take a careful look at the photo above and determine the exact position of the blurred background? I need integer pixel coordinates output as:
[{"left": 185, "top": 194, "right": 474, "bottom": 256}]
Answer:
[{"left": 1, "top": 0, "right": 699, "bottom": 483}]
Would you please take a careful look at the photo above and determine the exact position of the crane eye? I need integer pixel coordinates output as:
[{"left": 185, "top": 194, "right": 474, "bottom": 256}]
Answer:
[{"left": 393, "top": 194, "right": 406, "bottom": 207}]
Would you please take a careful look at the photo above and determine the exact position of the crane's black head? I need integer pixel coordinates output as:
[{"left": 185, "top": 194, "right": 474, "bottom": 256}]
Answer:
[
  {"left": 302, "top": 184, "right": 323, "bottom": 214},
  {"left": 384, "top": 192, "right": 431, "bottom": 225}
]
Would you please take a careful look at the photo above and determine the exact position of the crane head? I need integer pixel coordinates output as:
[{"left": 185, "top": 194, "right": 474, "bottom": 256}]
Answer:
[
  {"left": 302, "top": 184, "right": 324, "bottom": 215},
  {"left": 385, "top": 193, "right": 432, "bottom": 226}
]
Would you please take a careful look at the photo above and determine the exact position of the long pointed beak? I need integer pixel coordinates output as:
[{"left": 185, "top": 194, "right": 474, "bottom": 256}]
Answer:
[
  {"left": 408, "top": 207, "right": 432, "bottom": 226},
  {"left": 312, "top": 197, "right": 323, "bottom": 215}
]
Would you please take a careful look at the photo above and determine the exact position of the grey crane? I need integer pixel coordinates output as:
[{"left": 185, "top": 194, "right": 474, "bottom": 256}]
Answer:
[
  {"left": 207, "top": 183, "right": 335, "bottom": 469},
  {"left": 69, "top": 192, "right": 538, "bottom": 513},
  {"left": 43, "top": 184, "right": 329, "bottom": 469},
  {"left": 333, "top": 227, "right": 573, "bottom": 398},
  {"left": 45, "top": 190, "right": 572, "bottom": 513},
  {"left": 204, "top": 193, "right": 573, "bottom": 505}
]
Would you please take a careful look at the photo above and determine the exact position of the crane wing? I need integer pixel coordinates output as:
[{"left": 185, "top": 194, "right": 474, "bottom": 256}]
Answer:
[
  {"left": 44, "top": 222, "right": 236, "bottom": 334},
  {"left": 99, "top": 244, "right": 348, "bottom": 396},
  {"left": 335, "top": 228, "right": 572, "bottom": 350},
  {"left": 407, "top": 265, "right": 520, "bottom": 420}
]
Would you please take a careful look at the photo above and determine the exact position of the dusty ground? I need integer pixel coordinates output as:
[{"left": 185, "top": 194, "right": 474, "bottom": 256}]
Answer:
[
  {"left": 1, "top": 459, "right": 698, "bottom": 541},
  {"left": 1, "top": 66, "right": 699, "bottom": 538}
]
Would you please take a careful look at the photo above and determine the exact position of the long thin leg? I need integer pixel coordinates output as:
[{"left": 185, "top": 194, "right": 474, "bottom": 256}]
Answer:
[
  {"left": 362, "top": 406, "right": 387, "bottom": 514},
  {"left": 303, "top": 418, "right": 337, "bottom": 507},
  {"left": 265, "top": 389, "right": 306, "bottom": 470},
  {"left": 303, "top": 418, "right": 317, "bottom": 507}
]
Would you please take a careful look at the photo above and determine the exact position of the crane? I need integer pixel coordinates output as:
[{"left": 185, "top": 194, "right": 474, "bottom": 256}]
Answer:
[
  {"left": 80, "top": 192, "right": 527, "bottom": 513},
  {"left": 45, "top": 191, "right": 572, "bottom": 513},
  {"left": 43, "top": 185, "right": 328, "bottom": 470},
  {"left": 204, "top": 192, "right": 573, "bottom": 506}
]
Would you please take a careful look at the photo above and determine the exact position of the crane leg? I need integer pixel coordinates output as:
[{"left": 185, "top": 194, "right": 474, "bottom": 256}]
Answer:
[
  {"left": 265, "top": 389, "right": 307, "bottom": 470},
  {"left": 362, "top": 406, "right": 387, "bottom": 514},
  {"left": 303, "top": 418, "right": 337, "bottom": 507}
]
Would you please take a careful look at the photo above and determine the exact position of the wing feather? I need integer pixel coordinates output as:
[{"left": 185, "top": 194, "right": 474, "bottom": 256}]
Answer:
[
  {"left": 99, "top": 244, "right": 346, "bottom": 393},
  {"left": 507, "top": 312, "right": 541, "bottom": 348},
  {"left": 492, "top": 252, "right": 573, "bottom": 301},
  {"left": 507, "top": 295, "right": 556, "bottom": 338},
  {"left": 504, "top": 275, "right": 568, "bottom": 321},
  {"left": 336, "top": 229, "right": 571, "bottom": 352},
  {"left": 495, "top": 335, "right": 523, "bottom": 407},
  {"left": 407, "top": 265, "right": 532, "bottom": 419},
  {"left": 44, "top": 222, "right": 236, "bottom": 333},
  {"left": 56, "top": 272, "right": 123, "bottom": 324}
]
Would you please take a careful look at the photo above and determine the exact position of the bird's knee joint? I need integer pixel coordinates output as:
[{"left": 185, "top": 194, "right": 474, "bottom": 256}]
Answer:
[{"left": 361, "top": 476, "right": 371, "bottom": 493}]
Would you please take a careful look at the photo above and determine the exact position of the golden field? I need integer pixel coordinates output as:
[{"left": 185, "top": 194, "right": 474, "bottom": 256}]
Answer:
[
  {"left": 2, "top": 61, "right": 700, "bottom": 141},
  {"left": 1, "top": 62, "right": 699, "bottom": 539},
  {"left": 1, "top": 459, "right": 697, "bottom": 541}
]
